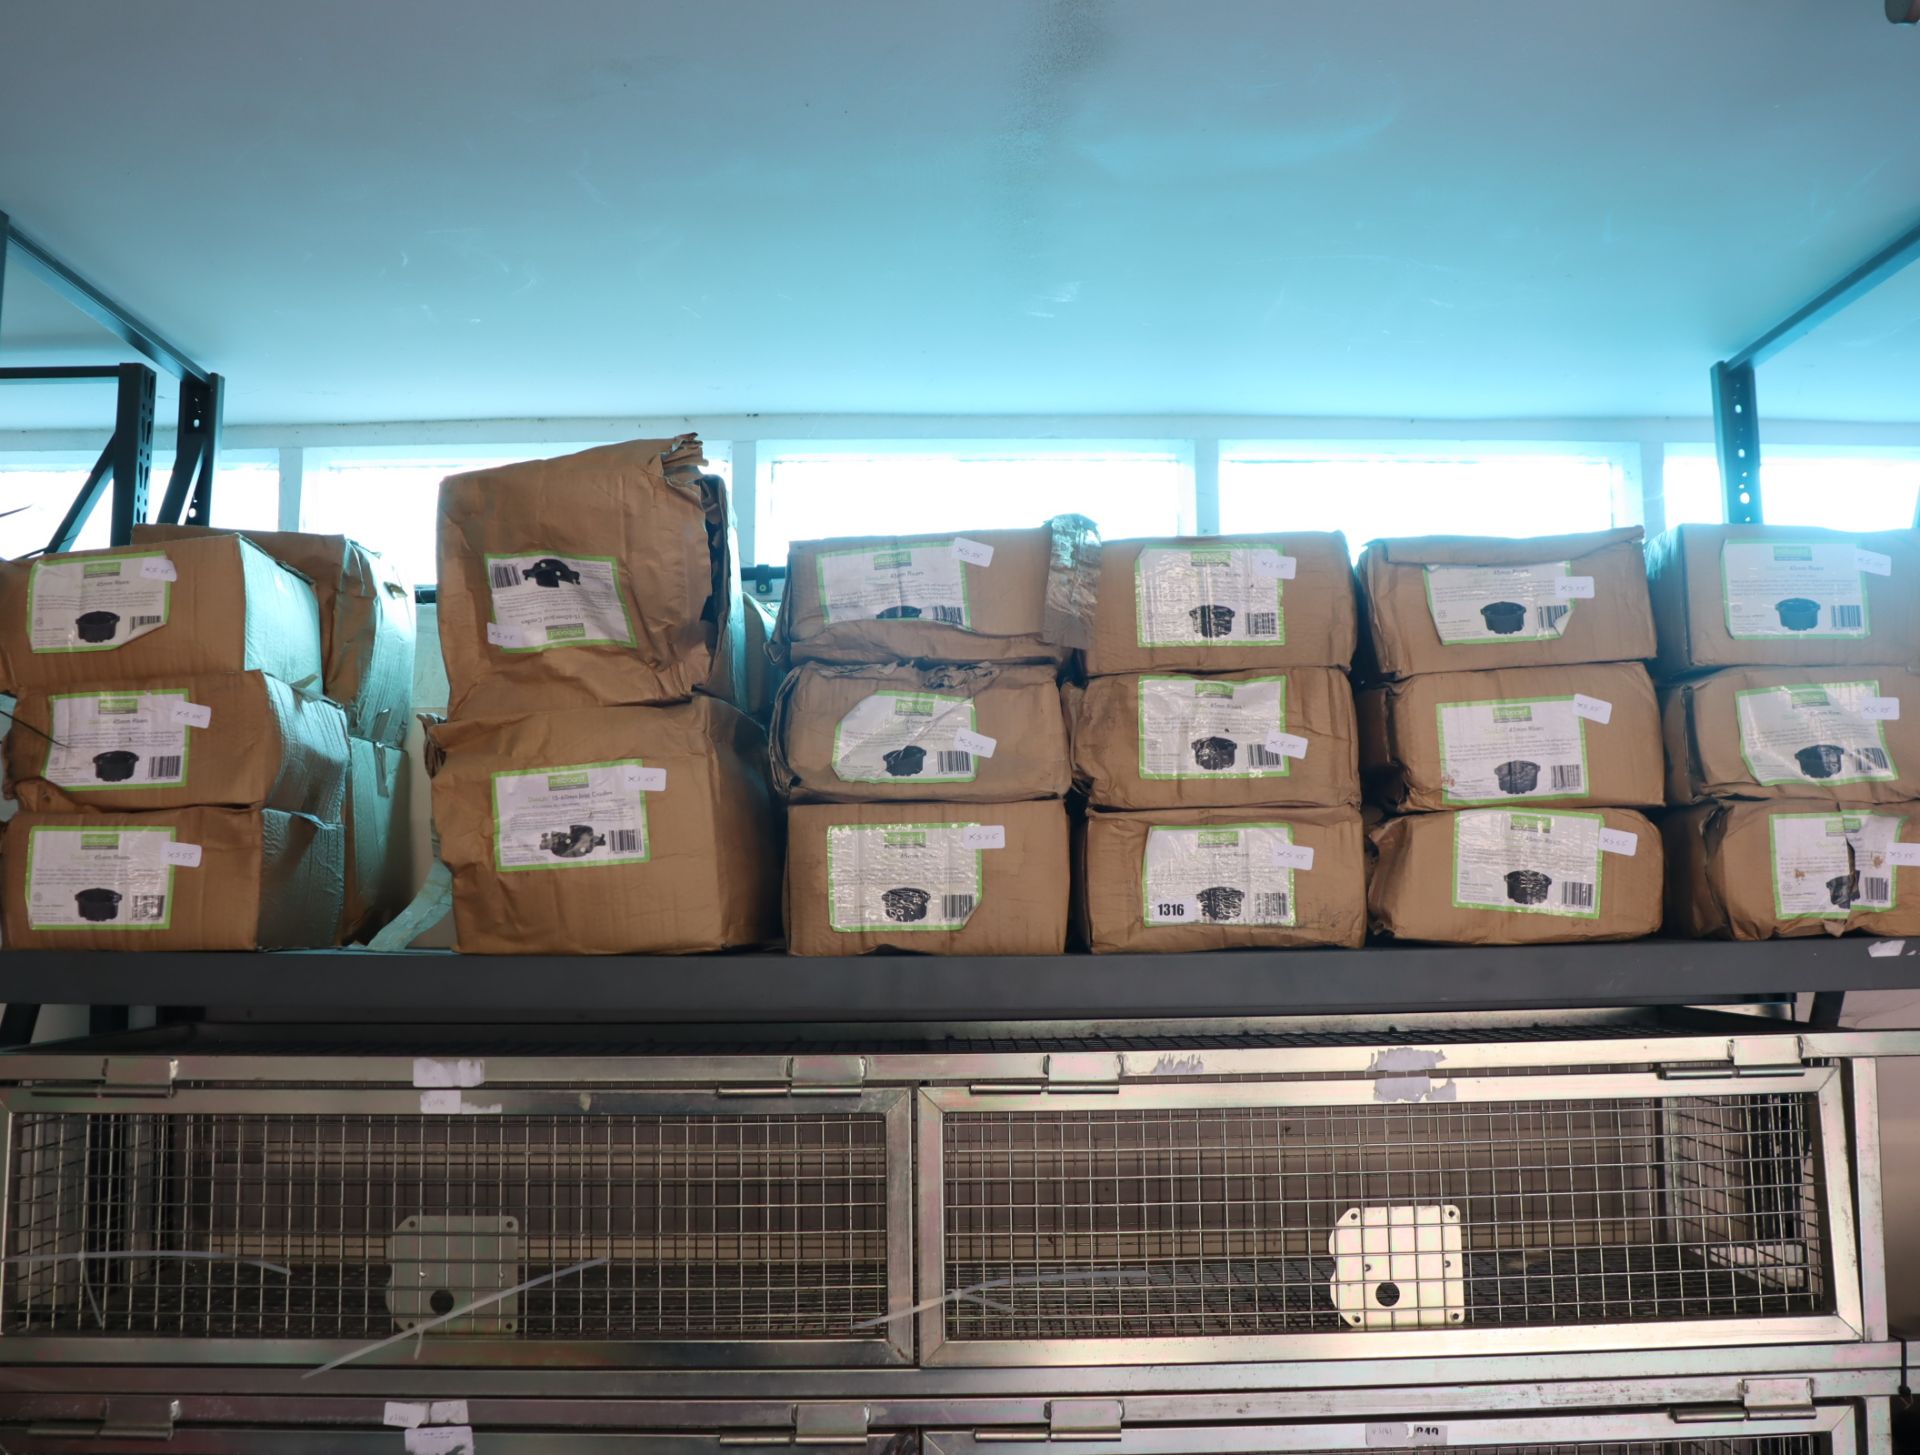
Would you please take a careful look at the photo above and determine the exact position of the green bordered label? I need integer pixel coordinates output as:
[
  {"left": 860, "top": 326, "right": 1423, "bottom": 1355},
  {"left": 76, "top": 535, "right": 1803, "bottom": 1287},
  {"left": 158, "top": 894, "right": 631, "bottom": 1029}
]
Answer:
[
  {"left": 1435, "top": 695, "right": 1589, "bottom": 805},
  {"left": 831, "top": 691, "right": 982, "bottom": 784},
  {"left": 1451, "top": 808, "right": 1604, "bottom": 918},
  {"left": 26, "top": 551, "right": 173, "bottom": 654},
  {"left": 44, "top": 690, "right": 193, "bottom": 791},
  {"left": 491, "top": 759, "right": 651, "bottom": 871},
  {"left": 1137, "top": 675, "right": 1291, "bottom": 780},
  {"left": 1134, "top": 543, "right": 1286, "bottom": 648},
  {"left": 1734, "top": 680, "right": 1897, "bottom": 787},
  {"left": 1769, "top": 810, "right": 1904, "bottom": 919},
  {"left": 1423, "top": 562, "right": 1578, "bottom": 645},
  {"left": 1141, "top": 822, "right": 1300, "bottom": 926},
  {"left": 1721, "top": 541, "right": 1873, "bottom": 641},
  {"left": 815, "top": 541, "right": 973, "bottom": 628},
  {"left": 826, "top": 822, "right": 982, "bottom": 931},
  {"left": 484, "top": 552, "right": 637, "bottom": 651},
  {"left": 25, "top": 824, "right": 176, "bottom": 930}
]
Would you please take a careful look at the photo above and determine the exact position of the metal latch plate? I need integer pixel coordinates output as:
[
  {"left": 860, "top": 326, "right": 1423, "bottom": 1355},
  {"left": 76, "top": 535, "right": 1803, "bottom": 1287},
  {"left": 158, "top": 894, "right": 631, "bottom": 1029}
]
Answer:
[
  {"left": 1049, "top": 1400, "right": 1123, "bottom": 1439},
  {"left": 385, "top": 1214, "right": 522, "bottom": 1333},
  {"left": 1331, "top": 1204, "right": 1464, "bottom": 1328}
]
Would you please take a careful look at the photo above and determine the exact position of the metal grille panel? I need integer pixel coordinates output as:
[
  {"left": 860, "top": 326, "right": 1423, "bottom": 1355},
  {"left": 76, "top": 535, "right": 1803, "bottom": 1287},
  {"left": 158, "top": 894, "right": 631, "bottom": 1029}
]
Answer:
[
  {"left": 6, "top": 1111, "right": 892, "bottom": 1340},
  {"left": 940, "top": 1094, "right": 1828, "bottom": 1339}
]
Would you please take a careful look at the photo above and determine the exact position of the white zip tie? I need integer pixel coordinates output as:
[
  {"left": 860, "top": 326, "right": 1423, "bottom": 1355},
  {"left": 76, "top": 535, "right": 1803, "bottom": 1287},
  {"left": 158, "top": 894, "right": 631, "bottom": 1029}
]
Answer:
[{"left": 848, "top": 1265, "right": 1147, "bottom": 1330}]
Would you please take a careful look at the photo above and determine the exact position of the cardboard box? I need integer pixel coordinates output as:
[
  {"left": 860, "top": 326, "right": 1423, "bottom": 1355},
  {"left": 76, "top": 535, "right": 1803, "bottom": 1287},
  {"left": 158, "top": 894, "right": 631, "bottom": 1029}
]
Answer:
[
  {"left": 427, "top": 695, "right": 780, "bottom": 954},
  {"left": 2, "top": 807, "right": 344, "bottom": 950},
  {"left": 785, "top": 798, "right": 1068, "bottom": 955},
  {"left": 772, "top": 661, "right": 1068, "bottom": 803},
  {"left": 1083, "top": 533, "right": 1357, "bottom": 675},
  {"left": 136, "top": 525, "right": 416, "bottom": 745},
  {"left": 1368, "top": 806, "right": 1663, "bottom": 944},
  {"left": 1078, "top": 806, "right": 1366, "bottom": 952},
  {"left": 1357, "top": 662, "right": 1662, "bottom": 813},
  {"left": 5, "top": 670, "right": 348, "bottom": 819},
  {"left": 1661, "top": 667, "right": 1920, "bottom": 805},
  {"left": 1071, "top": 668, "right": 1358, "bottom": 810},
  {"left": 0, "top": 536, "right": 322, "bottom": 695},
  {"left": 341, "top": 736, "right": 411, "bottom": 944},
  {"left": 1357, "top": 527, "right": 1655, "bottom": 679},
  {"left": 1663, "top": 798, "right": 1920, "bottom": 939},
  {"left": 1647, "top": 523, "right": 1920, "bottom": 677},
  {"left": 436, "top": 436, "right": 745, "bottom": 718},
  {"left": 775, "top": 519, "right": 1098, "bottom": 667}
]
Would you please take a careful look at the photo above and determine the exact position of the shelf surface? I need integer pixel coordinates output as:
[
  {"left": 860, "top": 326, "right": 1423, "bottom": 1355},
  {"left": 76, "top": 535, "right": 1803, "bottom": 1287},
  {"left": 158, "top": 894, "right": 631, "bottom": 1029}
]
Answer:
[{"left": 1, "top": 938, "right": 1915, "bottom": 1021}]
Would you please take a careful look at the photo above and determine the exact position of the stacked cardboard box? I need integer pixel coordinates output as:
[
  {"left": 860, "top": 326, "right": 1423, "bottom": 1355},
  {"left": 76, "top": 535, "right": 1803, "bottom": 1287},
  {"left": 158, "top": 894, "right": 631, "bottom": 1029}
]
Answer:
[
  {"left": 1651, "top": 523, "right": 1920, "bottom": 938},
  {"left": 1358, "top": 528, "right": 1666, "bottom": 944},
  {"left": 0, "top": 535, "right": 347, "bottom": 947},
  {"left": 1070, "top": 534, "right": 1367, "bottom": 952},
  {"left": 774, "top": 522, "right": 1095, "bottom": 954},
  {"left": 424, "top": 436, "right": 779, "bottom": 954}
]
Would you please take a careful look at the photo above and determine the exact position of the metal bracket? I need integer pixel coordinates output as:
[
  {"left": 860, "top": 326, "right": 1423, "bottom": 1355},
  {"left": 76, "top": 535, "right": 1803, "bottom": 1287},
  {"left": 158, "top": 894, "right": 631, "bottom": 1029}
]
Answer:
[
  {"left": 1672, "top": 1378, "right": 1816, "bottom": 1423},
  {"left": 973, "top": 1401, "right": 1124, "bottom": 1444},
  {"left": 1710, "top": 360, "right": 1762, "bottom": 524},
  {"left": 154, "top": 372, "right": 224, "bottom": 527},
  {"left": 971, "top": 1053, "right": 1122, "bottom": 1096},
  {"left": 24, "top": 1056, "right": 178, "bottom": 1097},
  {"left": 26, "top": 1397, "right": 179, "bottom": 1441},
  {"left": 1661, "top": 1036, "right": 1806, "bottom": 1079},
  {"left": 719, "top": 1055, "right": 866, "bottom": 1097},
  {"left": 718, "top": 1405, "right": 871, "bottom": 1447}
]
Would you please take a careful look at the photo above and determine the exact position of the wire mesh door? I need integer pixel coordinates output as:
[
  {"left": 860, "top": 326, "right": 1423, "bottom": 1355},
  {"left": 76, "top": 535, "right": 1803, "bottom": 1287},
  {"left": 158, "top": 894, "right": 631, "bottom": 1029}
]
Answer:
[
  {"left": 0, "top": 1087, "right": 914, "bottom": 1367},
  {"left": 918, "top": 1069, "right": 1863, "bottom": 1364}
]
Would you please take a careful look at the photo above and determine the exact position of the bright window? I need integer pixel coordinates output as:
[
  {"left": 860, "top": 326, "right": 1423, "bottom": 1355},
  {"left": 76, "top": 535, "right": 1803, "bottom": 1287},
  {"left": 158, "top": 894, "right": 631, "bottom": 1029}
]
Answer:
[
  {"left": 0, "top": 451, "right": 277, "bottom": 559},
  {"left": 1663, "top": 447, "right": 1920, "bottom": 531},
  {"left": 754, "top": 441, "right": 1193, "bottom": 567},
  {"left": 1219, "top": 444, "right": 1634, "bottom": 556}
]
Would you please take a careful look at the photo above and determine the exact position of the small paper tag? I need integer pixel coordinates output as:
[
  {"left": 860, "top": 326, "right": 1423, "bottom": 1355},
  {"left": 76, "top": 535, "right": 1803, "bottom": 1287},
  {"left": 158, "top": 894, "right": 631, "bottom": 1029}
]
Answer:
[
  {"left": 1600, "top": 828, "right": 1638, "bottom": 857},
  {"left": 1887, "top": 843, "right": 1920, "bottom": 867},
  {"left": 170, "top": 700, "right": 213, "bottom": 729},
  {"left": 429, "top": 1402, "right": 471, "bottom": 1426},
  {"left": 1249, "top": 549, "right": 1297, "bottom": 580},
  {"left": 951, "top": 537, "right": 995, "bottom": 567},
  {"left": 485, "top": 622, "right": 527, "bottom": 648},
  {"left": 1862, "top": 697, "right": 1901, "bottom": 720},
  {"left": 384, "top": 1403, "right": 428, "bottom": 1429},
  {"left": 620, "top": 765, "right": 668, "bottom": 792},
  {"left": 1264, "top": 731, "right": 1310, "bottom": 760},
  {"left": 419, "top": 1089, "right": 462, "bottom": 1114},
  {"left": 1368, "top": 1424, "right": 1447, "bottom": 1448},
  {"left": 138, "top": 556, "right": 178, "bottom": 581},
  {"left": 953, "top": 728, "right": 998, "bottom": 759},
  {"left": 405, "top": 1428, "right": 476, "bottom": 1455},
  {"left": 1857, "top": 549, "right": 1893, "bottom": 577},
  {"left": 1554, "top": 575, "right": 1596, "bottom": 599},
  {"left": 1271, "top": 843, "right": 1316, "bottom": 871},
  {"left": 162, "top": 842, "right": 202, "bottom": 868},
  {"left": 1869, "top": 939, "right": 1907, "bottom": 957},
  {"left": 413, "top": 1057, "right": 486, "bottom": 1089},
  {"left": 961, "top": 824, "right": 1006, "bottom": 850},
  {"left": 1572, "top": 693, "right": 1613, "bottom": 724}
]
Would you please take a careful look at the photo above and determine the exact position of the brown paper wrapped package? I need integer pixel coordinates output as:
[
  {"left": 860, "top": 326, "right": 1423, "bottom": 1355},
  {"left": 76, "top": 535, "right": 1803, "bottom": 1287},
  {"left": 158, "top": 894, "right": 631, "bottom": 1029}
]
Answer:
[
  {"left": 1358, "top": 527, "right": 1655, "bottom": 679},
  {"left": 785, "top": 799, "right": 1068, "bottom": 955},
  {"left": 1084, "top": 533, "right": 1357, "bottom": 675},
  {"left": 1663, "top": 799, "right": 1920, "bottom": 939},
  {"left": 436, "top": 437, "right": 744, "bottom": 718},
  {"left": 2, "top": 807, "right": 343, "bottom": 950},
  {"left": 1368, "top": 807, "right": 1663, "bottom": 944},
  {"left": 135, "top": 524, "right": 416, "bottom": 745},
  {"left": 1647, "top": 523, "right": 1920, "bottom": 677},
  {"left": 1357, "top": 663, "right": 1662, "bottom": 813},
  {"left": 0, "top": 536, "right": 322, "bottom": 695},
  {"left": 1077, "top": 806, "right": 1366, "bottom": 952},
  {"left": 428, "top": 696, "right": 780, "bottom": 954},
  {"left": 1072, "top": 668, "right": 1358, "bottom": 809},
  {"left": 773, "top": 661, "right": 1068, "bottom": 804},
  {"left": 6, "top": 671, "right": 348, "bottom": 818}
]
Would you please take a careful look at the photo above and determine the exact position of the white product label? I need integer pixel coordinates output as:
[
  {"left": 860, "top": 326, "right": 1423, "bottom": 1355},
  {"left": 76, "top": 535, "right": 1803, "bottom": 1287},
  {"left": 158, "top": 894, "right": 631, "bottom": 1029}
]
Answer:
[
  {"left": 413, "top": 1058, "right": 486, "bottom": 1089},
  {"left": 831, "top": 692, "right": 983, "bottom": 784},
  {"left": 484, "top": 552, "right": 634, "bottom": 651},
  {"left": 384, "top": 1403, "right": 428, "bottom": 1429},
  {"left": 1271, "top": 842, "right": 1316, "bottom": 870},
  {"left": 1137, "top": 676, "right": 1292, "bottom": 779},
  {"left": 1367, "top": 1425, "right": 1447, "bottom": 1449},
  {"left": 1734, "top": 681, "right": 1897, "bottom": 787},
  {"left": 1436, "top": 697, "right": 1588, "bottom": 804},
  {"left": 44, "top": 690, "right": 193, "bottom": 790},
  {"left": 1143, "top": 823, "right": 1300, "bottom": 927},
  {"left": 137, "top": 556, "right": 178, "bottom": 581},
  {"left": 951, "top": 536, "right": 995, "bottom": 567},
  {"left": 1264, "top": 731, "right": 1310, "bottom": 759},
  {"left": 430, "top": 1404, "right": 471, "bottom": 1428},
  {"left": 1424, "top": 562, "right": 1577, "bottom": 644},
  {"left": 1857, "top": 549, "right": 1893, "bottom": 576},
  {"left": 1249, "top": 550, "right": 1297, "bottom": 580},
  {"left": 1863, "top": 697, "right": 1901, "bottom": 720},
  {"left": 24, "top": 825, "right": 177, "bottom": 930},
  {"left": 27, "top": 554, "right": 173, "bottom": 653},
  {"left": 1554, "top": 575, "right": 1596, "bottom": 599},
  {"left": 491, "top": 761, "right": 649, "bottom": 870},
  {"left": 817, "top": 542, "right": 972, "bottom": 628},
  {"left": 1599, "top": 828, "right": 1639, "bottom": 856},
  {"left": 1889, "top": 843, "right": 1920, "bottom": 867},
  {"left": 161, "top": 842, "right": 202, "bottom": 868},
  {"left": 620, "top": 765, "right": 667, "bottom": 791},
  {"left": 1771, "top": 811, "right": 1904, "bottom": 917},
  {"left": 826, "top": 823, "right": 983, "bottom": 931},
  {"left": 1571, "top": 693, "right": 1612, "bottom": 724},
  {"left": 1722, "top": 541, "right": 1871, "bottom": 639},
  {"left": 170, "top": 700, "right": 213, "bottom": 728},
  {"left": 961, "top": 824, "right": 1005, "bottom": 849},
  {"left": 405, "top": 1428, "right": 475, "bottom": 1455},
  {"left": 953, "top": 727, "right": 997, "bottom": 759},
  {"left": 1135, "top": 545, "right": 1285, "bottom": 647},
  {"left": 1452, "top": 809, "right": 1604, "bottom": 918}
]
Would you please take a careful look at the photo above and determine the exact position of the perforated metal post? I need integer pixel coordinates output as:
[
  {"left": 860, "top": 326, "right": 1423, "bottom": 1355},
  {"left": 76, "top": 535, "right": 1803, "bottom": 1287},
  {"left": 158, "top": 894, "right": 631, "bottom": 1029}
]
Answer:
[
  {"left": 1712, "top": 361, "right": 1762, "bottom": 524},
  {"left": 106, "top": 362, "right": 156, "bottom": 546}
]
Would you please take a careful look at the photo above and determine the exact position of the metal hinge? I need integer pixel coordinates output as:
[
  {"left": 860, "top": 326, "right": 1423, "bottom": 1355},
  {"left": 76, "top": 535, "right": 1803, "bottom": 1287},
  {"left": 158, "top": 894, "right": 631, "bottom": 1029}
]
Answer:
[
  {"left": 975, "top": 1401, "right": 1124, "bottom": 1442},
  {"left": 971, "top": 1053, "right": 1122, "bottom": 1095},
  {"left": 27, "top": 1397, "right": 179, "bottom": 1441},
  {"left": 1662, "top": 1037, "right": 1808, "bottom": 1080},
  {"left": 1672, "top": 1378, "right": 1817, "bottom": 1422},
  {"left": 718, "top": 1404, "right": 871, "bottom": 1445},
  {"left": 718, "top": 1056, "right": 866, "bottom": 1097},
  {"left": 26, "top": 1057, "right": 178, "bottom": 1098}
]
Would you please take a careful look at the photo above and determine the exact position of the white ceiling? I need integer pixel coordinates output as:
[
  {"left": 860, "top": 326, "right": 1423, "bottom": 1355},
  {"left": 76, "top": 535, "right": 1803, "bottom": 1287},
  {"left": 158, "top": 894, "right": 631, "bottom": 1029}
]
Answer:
[{"left": 1, "top": 0, "right": 1917, "bottom": 429}]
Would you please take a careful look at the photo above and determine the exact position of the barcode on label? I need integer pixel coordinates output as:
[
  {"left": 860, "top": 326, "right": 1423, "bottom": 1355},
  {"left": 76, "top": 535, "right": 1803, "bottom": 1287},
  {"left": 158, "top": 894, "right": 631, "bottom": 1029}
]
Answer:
[
  {"left": 1560, "top": 881, "right": 1594, "bottom": 909},
  {"left": 608, "top": 830, "right": 639, "bottom": 853},
  {"left": 936, "top": 751, "right": 973, "bottom": 774},
  {"left": 130, "top": 615, "right": 163, "bottom": 628},
  {"left": 1857, "top": 747, "right": 1892, "bottom": 771},
  {"left": 1246, "top": 612, "right": 1278, "bottom": 636},
  {"left": 1833, "top": 604, "right": 1864, "bottom": 630},
  {"left": 148, "top": 755, "right": 183, "bottom": 780},
  {"left": 1550, "top": 764, "right": 1582, "bottom": 790},
  {"left": 131, "top": 895, "right": 166, "bottom": 921},
  {"left": 941, "top": 894, "right": 975, "bottom": 920},
  {"left": 1536, "top": 604, "right": 1569, "bottom": 633},
  {"left": 490, "top": 564, "right": 523, "bottom": 588},
  {"left": 930, "top": 605, "right": 965, "bottom": 625},
  {"left": 1863, "top": 876, "right": 1892, "bottom": 905},
  {"left": 1254, "top": 892, "right": 1289, "bottom": 920},
  {"left": 1248, "top": 744, "right": 1285, "bottom": 768}
]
